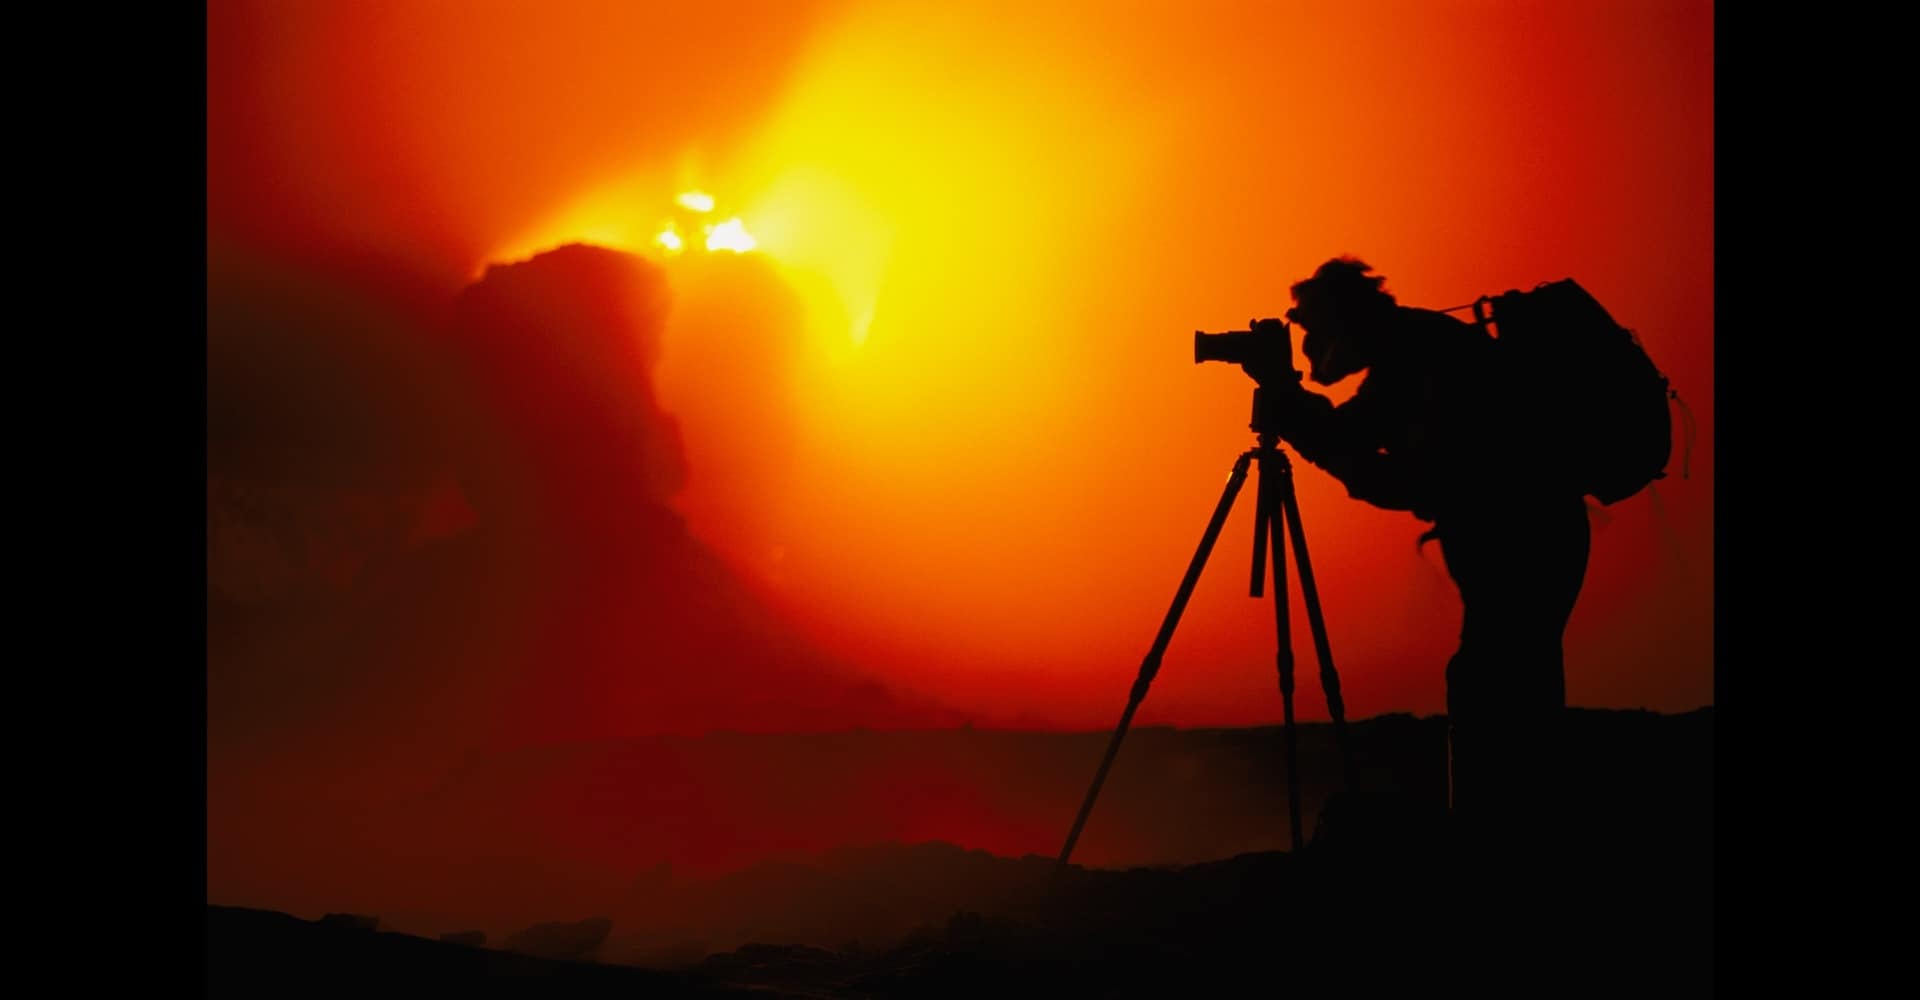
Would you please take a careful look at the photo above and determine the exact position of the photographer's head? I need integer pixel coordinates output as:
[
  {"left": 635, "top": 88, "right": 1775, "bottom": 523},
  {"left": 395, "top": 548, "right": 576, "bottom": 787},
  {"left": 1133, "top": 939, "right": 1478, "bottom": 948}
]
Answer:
[{"left": 1287, "top": 257, "right": 1397, "bottom": 385}]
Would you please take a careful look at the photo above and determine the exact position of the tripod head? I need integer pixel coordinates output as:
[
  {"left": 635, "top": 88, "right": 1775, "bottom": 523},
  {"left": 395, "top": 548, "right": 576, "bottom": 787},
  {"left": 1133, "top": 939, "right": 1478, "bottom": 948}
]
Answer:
[{"left": 1248, "top": 384, "right": 1298, "bottom": 446}]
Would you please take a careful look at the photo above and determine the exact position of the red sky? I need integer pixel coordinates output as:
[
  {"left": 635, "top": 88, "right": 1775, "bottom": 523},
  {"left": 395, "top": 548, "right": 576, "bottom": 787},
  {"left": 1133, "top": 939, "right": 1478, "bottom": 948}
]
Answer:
[{"left": 208, "top": 0, "right": 1713, "bottom": 731}]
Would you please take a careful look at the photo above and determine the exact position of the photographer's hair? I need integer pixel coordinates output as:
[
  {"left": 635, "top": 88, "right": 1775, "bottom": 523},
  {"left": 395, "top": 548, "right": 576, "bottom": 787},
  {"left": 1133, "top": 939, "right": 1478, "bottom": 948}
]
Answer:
[{"left": 1288, "top": 257, "right": 1396, "bottom": 319}]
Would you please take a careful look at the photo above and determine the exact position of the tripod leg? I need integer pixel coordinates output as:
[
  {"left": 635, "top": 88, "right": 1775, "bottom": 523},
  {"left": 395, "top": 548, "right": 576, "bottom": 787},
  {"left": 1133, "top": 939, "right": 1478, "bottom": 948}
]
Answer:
[
  {"left": 1262, "top": 477, "right": 1306, "bottom": 852},
  {"left": 1250, "top": 465, "right": 1271, "bottom": 598},
  {"left": 1277, "top": 474, "right": 1355, "bottom": 784},
  {"left": 1056, "top": 451, "right": 1255, "bottom": 872}
]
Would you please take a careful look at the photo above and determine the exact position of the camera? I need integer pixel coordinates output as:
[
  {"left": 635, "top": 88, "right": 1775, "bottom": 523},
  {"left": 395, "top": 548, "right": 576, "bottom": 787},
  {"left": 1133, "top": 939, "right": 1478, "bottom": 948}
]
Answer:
[{"left": 1194, "top": 318, "right": 1298, "bottom": 378}]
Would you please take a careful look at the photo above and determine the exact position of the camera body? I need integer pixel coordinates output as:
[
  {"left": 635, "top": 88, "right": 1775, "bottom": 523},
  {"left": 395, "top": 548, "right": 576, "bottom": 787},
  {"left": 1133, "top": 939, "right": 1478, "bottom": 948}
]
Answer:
[{"left": 1194, "top": 318, "right": 1299, "bottom": 381}]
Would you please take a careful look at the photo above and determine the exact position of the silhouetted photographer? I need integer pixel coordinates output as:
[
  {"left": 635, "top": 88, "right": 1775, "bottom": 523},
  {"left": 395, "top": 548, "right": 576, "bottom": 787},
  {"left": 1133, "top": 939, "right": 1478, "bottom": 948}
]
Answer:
[
  {"left": 1237, "top": 257, "right": 1592, "bottom": 853},
  {"left": 1064, "top": 256, "right": 1673, "bottom": 913}
]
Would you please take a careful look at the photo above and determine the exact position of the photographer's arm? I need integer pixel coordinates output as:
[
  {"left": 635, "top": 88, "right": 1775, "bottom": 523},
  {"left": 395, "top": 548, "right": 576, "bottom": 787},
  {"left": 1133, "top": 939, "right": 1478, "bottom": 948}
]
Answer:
[{"left": 1268, "top": 383, "right": 1422, "bottom": 512}]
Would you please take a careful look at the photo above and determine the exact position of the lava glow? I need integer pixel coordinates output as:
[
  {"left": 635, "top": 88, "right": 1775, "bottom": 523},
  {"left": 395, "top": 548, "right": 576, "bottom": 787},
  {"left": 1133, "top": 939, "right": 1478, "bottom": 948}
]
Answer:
[
  {"left": 705, "top": 217, "right": 758, "bottom": 253},
  {"left": 206, "top": 0, "right": 1715, "bottom": 943},
  {"left": 218, "top": 0, "right": 1715, "bottom": 733},
  {"left": 648, "top": 193, "right": 756, "bottom": 257}
]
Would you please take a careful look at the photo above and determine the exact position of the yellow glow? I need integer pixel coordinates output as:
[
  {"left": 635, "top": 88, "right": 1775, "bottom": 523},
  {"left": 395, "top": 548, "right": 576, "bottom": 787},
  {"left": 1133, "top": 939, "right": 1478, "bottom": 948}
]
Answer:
[
  {"left": 737, "top": 166, "right": 890, "bottom": 349},
  {"left": 705, "top": 217, "right": 758, "bottom": 253},
  {"left": 409, "top": 1, "right": 1713, "bottom": 730}
]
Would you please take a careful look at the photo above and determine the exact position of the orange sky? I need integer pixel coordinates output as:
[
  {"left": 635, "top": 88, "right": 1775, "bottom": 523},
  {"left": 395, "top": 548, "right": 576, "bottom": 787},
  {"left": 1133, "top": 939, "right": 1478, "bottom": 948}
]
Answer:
[{"left": 208, "top": 0, "right": 1713, "bottom": 730}]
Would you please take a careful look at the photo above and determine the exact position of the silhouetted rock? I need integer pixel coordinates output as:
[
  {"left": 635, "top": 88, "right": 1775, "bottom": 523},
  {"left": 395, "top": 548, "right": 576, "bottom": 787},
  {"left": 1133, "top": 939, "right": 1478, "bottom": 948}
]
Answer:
[
  {"left": 1309, "top": 787, "right": 1445, "bottom": 854},
  {"left": 207, "top": 905, "right": 737, "bottom": 998},
  {"left": 506, "top": 916, "right": 615, "bottom": 962},
  {"left": 438, "top": 930, "right": 486, "bottom": 947},
  {"left": 319, "top": 912, "right": 378, "bottom": 931},
  {"left": 685, "top": 820, "right": 1709, "bottom": 997},
  {"left": 688, "top": 943, "right": 855, "bottom": 994},
  {"left": 209, "top": 707, "right": 1709, "bottom": 996}
]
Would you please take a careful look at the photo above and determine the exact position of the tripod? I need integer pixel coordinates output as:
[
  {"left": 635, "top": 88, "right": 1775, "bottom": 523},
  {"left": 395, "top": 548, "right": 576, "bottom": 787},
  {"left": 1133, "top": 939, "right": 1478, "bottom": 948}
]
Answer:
[{"left": 1056, "top": 386, "right": 1354, "bottom": 869}]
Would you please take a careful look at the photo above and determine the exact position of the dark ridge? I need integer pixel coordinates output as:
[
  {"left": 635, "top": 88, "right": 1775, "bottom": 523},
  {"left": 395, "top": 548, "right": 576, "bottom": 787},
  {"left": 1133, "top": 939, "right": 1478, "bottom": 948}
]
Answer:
[{"left": 206, "top": 905, "right": 751, "bottom": 999}]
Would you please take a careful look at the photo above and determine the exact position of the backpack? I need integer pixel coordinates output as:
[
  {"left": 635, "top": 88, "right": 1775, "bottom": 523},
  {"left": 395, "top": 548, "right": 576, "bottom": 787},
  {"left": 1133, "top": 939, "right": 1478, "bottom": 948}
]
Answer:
[{"left": 1469, "top": 279, "right": 1675, "bottom": 505}]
